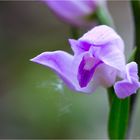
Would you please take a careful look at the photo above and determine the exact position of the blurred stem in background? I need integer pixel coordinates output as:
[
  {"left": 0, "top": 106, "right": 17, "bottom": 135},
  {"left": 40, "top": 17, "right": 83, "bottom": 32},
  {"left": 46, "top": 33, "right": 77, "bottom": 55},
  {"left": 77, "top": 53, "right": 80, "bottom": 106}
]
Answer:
[
  {"left": 70, "top": 26, "right": 79, "bottom": 39},
  {"left": 127, "top": 0, "right": 140, "bottom": 138},
  {"left": 95, "top": 4, "right": 114, "bottom": 27},
  {"left": 87, "top": 3, "right": 114, "bottom": 27}
]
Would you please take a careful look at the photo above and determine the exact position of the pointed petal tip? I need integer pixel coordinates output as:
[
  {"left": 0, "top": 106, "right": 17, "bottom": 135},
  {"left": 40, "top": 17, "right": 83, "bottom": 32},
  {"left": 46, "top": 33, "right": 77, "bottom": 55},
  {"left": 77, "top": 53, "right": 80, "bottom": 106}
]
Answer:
[
  {"left": 29, "top": 52, "right": 54, "bottom": 65},
  {"left": 30, "top": 58, "right": 41, "bottom": 65},
  {"left": 30, "top": 56, "right": 38, "bottom": 63},
  {"left": 68, "top": 38, "right": 74, "bottom": 42},
  {"left": 68, "top": 38, "right": 78, "bottom": 45},
  {"left": 29, "top": 54, "right": 43, "bottom": 64},
  {"left": 30, "top": 58, "right": 35, "bottom": 62}
]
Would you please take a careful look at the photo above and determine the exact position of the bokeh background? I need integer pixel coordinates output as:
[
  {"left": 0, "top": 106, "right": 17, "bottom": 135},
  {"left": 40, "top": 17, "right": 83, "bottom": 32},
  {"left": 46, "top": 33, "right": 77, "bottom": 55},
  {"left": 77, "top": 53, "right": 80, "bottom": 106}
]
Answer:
[{"left": 0, "top": 1, "right": 140, "bottom": 138}]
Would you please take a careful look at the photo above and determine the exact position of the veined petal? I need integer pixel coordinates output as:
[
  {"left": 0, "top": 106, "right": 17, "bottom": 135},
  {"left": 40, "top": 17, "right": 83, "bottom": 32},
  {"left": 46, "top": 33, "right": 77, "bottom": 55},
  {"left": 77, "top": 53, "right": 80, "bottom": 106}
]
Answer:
[
  {"left": 68, "top": 39, "right": 84, "bottom": 55},
  {"left": 92, "top": 43, "right": 126, "bottom": 72},
  {"left": 46, "top": 0, "right": 96, "bottom": 26},
  {"left": 114, "top": 62, "right": 140, "bottom": 99},
  {"left": 31, "top": 51, "right": 76, "bottom": 89},
  {"left": 95, "top": 63, "right": 117, "bottom": 87},
  {"left": 47, "top": 0, "right": 94, "bottom": 16},
  {"left": 79, "top": 25, "right": 124, "bottom": 52},
  {"left": 114, "top": 79, "right": 140, "bottom": 99},
  {"left": 69, "top": 39, "right": 91, "bottom": 55},
  {"left": 127, "top": 62, "right": 139, "bottom": 80},
  {"left": 31, "top": 51, "right": 99, "bottom": 94}
]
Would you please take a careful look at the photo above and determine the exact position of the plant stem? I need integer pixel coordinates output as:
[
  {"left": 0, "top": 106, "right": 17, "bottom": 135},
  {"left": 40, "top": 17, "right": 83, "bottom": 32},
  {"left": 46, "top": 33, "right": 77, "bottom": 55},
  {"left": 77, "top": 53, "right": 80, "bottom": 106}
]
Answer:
[
  {"left": 96, "top": 5, "right": 114, "bottom": 27},
  {"left": 70, "top": 26, "right": 79, "bottom": 39},
  {"left": 107, "top": 87, "right": 115, "bottom": 106}
]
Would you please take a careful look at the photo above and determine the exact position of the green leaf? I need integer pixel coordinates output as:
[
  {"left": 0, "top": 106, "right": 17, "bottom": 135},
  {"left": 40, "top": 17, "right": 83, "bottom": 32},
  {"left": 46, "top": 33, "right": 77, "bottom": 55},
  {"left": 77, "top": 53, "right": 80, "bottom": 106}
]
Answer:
[{"left": 108, "top": 94, "right": 130, "bottom": 139}]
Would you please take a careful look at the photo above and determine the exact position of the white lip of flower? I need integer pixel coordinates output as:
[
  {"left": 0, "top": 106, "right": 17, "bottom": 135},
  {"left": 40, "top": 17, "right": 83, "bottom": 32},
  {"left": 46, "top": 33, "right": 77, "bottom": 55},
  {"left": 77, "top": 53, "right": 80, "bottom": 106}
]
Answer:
[{"left": 84, "top": 56, "right": 95, "bottom": 70}]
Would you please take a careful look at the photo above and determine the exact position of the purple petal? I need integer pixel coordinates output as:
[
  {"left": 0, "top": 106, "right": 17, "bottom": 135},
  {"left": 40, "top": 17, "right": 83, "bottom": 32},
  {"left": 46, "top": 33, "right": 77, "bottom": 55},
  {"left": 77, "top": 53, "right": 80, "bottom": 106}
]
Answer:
[
  {"left": 114, "top": 79, "right": 140, "bottom": 99},
  {"left": 114, "top": 62, "right": 140, "bottom": 99},
  {"left": 69, "top": 26, "right": 126, "bottom": 72},
  {"left": 46, "top": 0, "right": 96, "bottom": 26},
  {"left": 95, "top": 63, "right": 117, "bottom": 87},
  {"left": 31, "top": 51, "right": 99, "bottom": 94},
  {"left": 93, "top": 43, "right": 126, "bottom": 72},
  {"left": 69, "top": 39, "right": 90, "bottom": 55},
  {"left": 31, "top": 51, "right": 76, "bottom": 89},
  {"left": 47, "top": 0, "right": 94, "bottom": 16},
  {"left": 127, "top": 62, "right": 139, "bottom": 80},
  {"left": 77, "top": 54, "right": 102, "bottom": 87},
  {"left": 79, "top": 25, "right": 124, "bottom": 52}
]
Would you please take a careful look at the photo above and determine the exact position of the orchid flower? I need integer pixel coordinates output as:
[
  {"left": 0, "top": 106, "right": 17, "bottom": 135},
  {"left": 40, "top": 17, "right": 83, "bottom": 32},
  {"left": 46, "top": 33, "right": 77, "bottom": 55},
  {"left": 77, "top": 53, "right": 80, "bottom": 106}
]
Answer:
[
  {"left": 45, "top": 0, "right": 107, "bottom": 27},
  {"left": 31, "top": 25, "right": 140, "bottom": 98}
]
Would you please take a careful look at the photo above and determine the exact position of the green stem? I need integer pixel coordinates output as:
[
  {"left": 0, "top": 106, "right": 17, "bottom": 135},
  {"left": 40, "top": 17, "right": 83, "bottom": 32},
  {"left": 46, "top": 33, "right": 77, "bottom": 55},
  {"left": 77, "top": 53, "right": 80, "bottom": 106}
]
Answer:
[
  {"left": 70, "top": 26, "right": 79, "bottom": 39},
  {"left": 108, "top": 95, "right": 130, "bottom": 139},
  {"left": 87, "top": 4, "right": 114, "bottom": 27},
  {"left": 107, "top": 87, "right": 115, "bottom": 106},
  {"left": 128, "top": 47, "right": 137, "bottom": 63},
  {"left": 96, "top": 6, "right": 114, "bottom": 27}
]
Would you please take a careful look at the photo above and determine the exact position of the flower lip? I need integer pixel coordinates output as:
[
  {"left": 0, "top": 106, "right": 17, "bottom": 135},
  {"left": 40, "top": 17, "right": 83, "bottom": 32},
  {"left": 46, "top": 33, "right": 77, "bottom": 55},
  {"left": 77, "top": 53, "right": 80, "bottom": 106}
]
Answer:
[
  {"left": 83, "top": 56, "right": 95, "bottom": 70},
  {"left": 78, "top": 54, "right": 103, "bottom": 88}
]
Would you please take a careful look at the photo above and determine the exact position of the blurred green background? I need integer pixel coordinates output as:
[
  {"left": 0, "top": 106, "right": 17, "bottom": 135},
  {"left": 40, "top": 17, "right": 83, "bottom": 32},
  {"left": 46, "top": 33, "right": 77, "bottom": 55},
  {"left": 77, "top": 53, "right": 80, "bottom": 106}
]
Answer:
[{"left": 0, "top": 1, "right": 140, "bottom": 138}]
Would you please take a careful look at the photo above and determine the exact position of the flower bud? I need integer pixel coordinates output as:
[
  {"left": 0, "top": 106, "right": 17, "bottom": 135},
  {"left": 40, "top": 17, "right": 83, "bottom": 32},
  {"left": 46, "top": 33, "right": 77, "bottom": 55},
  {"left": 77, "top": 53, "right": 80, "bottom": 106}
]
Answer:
[{"left": 45, "top": 0, "right": 107, "bottom": 27}]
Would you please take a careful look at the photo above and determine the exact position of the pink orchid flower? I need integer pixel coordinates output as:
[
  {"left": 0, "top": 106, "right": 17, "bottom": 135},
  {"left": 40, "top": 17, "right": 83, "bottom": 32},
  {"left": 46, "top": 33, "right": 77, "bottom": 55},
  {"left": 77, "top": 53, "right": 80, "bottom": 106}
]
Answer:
[{"left": 31, "top": 25, "right": 140, "bottom": 98}]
